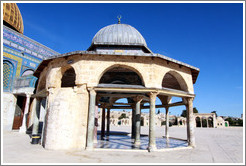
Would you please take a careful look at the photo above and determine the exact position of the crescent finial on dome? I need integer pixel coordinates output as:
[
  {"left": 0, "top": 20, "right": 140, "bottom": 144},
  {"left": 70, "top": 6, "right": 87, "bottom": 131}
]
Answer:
[{"left": 117, "top": 15, "right": 122, "bottom": 24}]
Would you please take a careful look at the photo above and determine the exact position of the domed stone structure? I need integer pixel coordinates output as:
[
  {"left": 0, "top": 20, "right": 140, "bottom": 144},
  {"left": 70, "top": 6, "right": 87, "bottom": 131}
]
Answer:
[
  {"left": 3, "top": 3, "right": 24, "bottom": 34},
  {"left": 88, "top": 22, "right": 152, "bottom": 53},
  {"left": 33, "top": 20, "right": 200, "bottom": 152}
]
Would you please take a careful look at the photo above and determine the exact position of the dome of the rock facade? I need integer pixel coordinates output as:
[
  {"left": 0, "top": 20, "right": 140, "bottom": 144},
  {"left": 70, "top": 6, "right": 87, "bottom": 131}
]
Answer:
[{"left": 3, "top": 3, "right": 24, "bottom": 34}]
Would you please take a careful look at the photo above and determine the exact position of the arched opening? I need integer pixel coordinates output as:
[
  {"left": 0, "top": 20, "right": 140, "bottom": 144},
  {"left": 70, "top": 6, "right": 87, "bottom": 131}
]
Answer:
[
  {"left": 21, "top": 69, "right": 34, "bottom": 76},
  {"left": 141, "top": 117, "right": 144, "bottom": 126},
  {"left": 202, "top": 117, "right": 207, "bottom": 127},
  {"left": 162, "top": 71, "right": 188, "bottom": 92},
  {"left": 61, "top": 68, "right": 76, "bottom": 87},
  {"left": 208, "top": 117, "right": 213, "bottom": 128},
  {"left": 37, "top": 75, "right": 46, "bottom": 92},
  {"left": 3, "top": 60, "right": 14, "bottom": 91},
  {"left": 195, "top": 117, "right": 201, "bottom": 127},
  {"left": 99, "top": 66, "right": 144, "bottom": 86}
]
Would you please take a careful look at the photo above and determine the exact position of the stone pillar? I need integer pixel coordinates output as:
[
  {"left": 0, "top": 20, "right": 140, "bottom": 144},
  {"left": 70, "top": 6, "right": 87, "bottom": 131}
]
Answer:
[
  {"left": 177, "top": 117, "right": 180, "bottom": 127},
  {"left": 165, "top": 107, "right": 169, "bottom": 139},
  {"left": 131, "top": 105, "right": 136, "bottom": 139},
  {"left": 148, "top": 92, "right": 158, "bottom": 152},
  {"left": 106, "top": 108, "right": 111, "bottom": 136},
  {"left": 213, "top": 114, "right": 217, "bottom": 128},
  {"left": 94, "top": 106, "right": 98, "bottom": 143},
  {"left": 200, "top": 117, "right": 203, "bottom": 128},
  {"left": 41, "top": 96, "right": 48, "bottom": 146},
  {"left": 86, "top": 89, "right": 96, "bottom": 150},
  {"left": 206, "top": 118, "right": 209, "bottom": 128},
  {"left": 101, "top": 107, "right": 106, "bottom": 140},
  {"left": 19, "top": 94, "right": 31, "bottom": 133},
  {"left": 134, "top": 96, "right": 143, "bottom": 145},
  {"left": 186, "top": 97, "right": 195, "bottom": 147},
  {"left": 31, "top": 98, "right": 41, "bottom": 136}
]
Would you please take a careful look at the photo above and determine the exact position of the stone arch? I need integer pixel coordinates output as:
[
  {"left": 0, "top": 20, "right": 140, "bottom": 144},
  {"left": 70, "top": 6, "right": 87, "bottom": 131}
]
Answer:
[
  {"left": 195, "top": 117, "right": 201, "bottom": 127},
  {"left": 47, "top": 65, "right": 77, "bottom": 89},
  {"left": 61, "top": 67, "right": 76, "bottom": 87},
  {"left": 201, "top": 117, "right": 207, "bottom": 127},
  {"left": 97, "top": 64, "right": 145, "bottom": 86},
  {"left": 208, "top": 117, "right": 213, "bottom": 128},
  {"left": 162, "top": 70, "right": 188, "bottom": 92},
  {"left": 3, "top": 60, "right": 14, "bottom": 91},
  {"left": 37, "top": 74, "right": 46, "bottom": 92},
  {"left": 21, "top": 69, "right": 34, "bottom": 76}
]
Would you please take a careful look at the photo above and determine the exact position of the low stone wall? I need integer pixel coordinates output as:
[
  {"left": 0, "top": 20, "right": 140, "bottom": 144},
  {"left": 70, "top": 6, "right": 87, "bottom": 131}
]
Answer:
[
  {"left": 43, "top": 87, "right": 89, "bottom": 150},
  {"left": 3, "top": 92, "right": 17, "bottom": 131}
]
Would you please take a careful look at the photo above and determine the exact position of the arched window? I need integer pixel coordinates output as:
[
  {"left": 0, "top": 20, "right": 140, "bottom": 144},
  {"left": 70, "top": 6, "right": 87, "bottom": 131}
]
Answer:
[
  {"left": 22, "top": 69, "right": 34, "bottom": 76},
  {"left": 61, "top": 68, "right": 76, "bottom": 87},
  {"left": 99, "top": 66, "right": 144, "bottom": 86},
  {"left": 3, "top": 60, "right": 14, "bottom": 90}
]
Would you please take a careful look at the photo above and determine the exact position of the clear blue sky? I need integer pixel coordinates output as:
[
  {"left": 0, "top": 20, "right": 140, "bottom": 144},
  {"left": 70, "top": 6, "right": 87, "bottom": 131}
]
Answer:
[{"left": 17, "top": 2, "right": 244, "bottom": 118}]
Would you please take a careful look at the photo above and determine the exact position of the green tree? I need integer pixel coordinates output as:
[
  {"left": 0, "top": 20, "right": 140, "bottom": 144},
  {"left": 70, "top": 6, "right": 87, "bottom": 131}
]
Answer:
[
  {"left": 211, "top": 111, "right": 218, "bottom": 117},
  {"left": 225, "top": 117, "right": 233, "bottom": 126},
  {"left": 118, "top": 113, "right": 127, "bottom": 120},
  {"left": 181, "top": 107, "right": 198, "bottom": 117}
]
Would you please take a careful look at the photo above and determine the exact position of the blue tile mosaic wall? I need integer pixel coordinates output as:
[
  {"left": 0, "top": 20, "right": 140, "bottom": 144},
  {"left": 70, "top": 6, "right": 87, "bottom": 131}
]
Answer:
[{"left": 3, "top": 25, "right": 59, "bottom": 92}]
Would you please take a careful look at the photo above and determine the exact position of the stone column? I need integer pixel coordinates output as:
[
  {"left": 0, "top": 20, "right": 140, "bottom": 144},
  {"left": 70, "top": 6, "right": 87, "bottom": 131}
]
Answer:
[
  {"left": 213, "top": 114, "right": 217, "bottom": 128},
  {"left": 186, "top": 97, "right": 195, "bottom": 147},
  {"left": 101, "top": 107, "right": 106, "bottom": 140},
  {"left": 106, "top": 107, "right": 111, "bottom": 136},
  {"left": 19, "top": 94, "right": 31, "bottom": 133},
  {"left": 41, "top": 96, "right": 48, "bottom": 146},
  {"left": 165, "top": 107, "right": 169, "bottom": 139},
  {"left": 94, "top": 106, "right": 98, "bottom": 143},
  {"left": 131, "top": 105, "right": 136, "bottom": 139},
  {"left": 177, "top": 117, "right": 180, "bottom": 127},
  {"left": 31, "top": 98, "right": 41, "bottom": 136},
  {"left": 148, "top": 92, "right": 158, "bottom": 152},
  {"left": 134, "top": 96, "right": 143, "bottom": 145},
  {"left": 86, "top": 89, "right": 96, "bottom": 150},
  {"left": 200, "top": 117, "right": 203, "bottom": 128},
  {"left": 206, "top": 118, "right": 209, "bottom": 128}
]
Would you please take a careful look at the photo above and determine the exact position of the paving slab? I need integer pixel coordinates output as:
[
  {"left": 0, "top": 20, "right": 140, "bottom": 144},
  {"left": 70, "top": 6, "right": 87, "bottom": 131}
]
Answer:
[{"left": 2, "top": 126, "right": 244, "bottom": 164}]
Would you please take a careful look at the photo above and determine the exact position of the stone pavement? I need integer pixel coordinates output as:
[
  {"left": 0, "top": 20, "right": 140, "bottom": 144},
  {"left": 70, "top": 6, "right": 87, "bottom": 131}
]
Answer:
[{"left": 2, "top": 126, "right": 244, "bottom": 164}]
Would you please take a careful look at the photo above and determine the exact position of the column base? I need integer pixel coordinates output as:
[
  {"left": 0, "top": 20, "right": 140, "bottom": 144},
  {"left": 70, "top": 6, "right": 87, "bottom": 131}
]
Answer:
[
  {"left": 147, "top": 145, "right": 157, "bottom": 152},
  {"left": 86, "top": 146, "right": 94, "bottom": 151},
  {"left": 19, "top": 126, "right": 27, "bottom": 133},
  {"left": 188, "top": 144, "right": 196, "bottom": 148},
  {"left": 134, "top": 140, "right": 141, "bottom": 146}
]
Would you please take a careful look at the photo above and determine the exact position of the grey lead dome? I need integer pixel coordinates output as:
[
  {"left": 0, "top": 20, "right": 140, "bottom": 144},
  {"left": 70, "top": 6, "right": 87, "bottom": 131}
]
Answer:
[{"left": 92, "top": 24, "right": 147, "bottom": 47}]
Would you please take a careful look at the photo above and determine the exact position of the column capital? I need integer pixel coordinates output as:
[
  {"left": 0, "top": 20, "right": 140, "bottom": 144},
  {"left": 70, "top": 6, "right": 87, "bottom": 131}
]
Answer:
[
  {"left": 105, "top": 103, "right": 111, "bottom": 109},
  {"left": 186, "top": 97, "right": 194, "bottom": 103},
  {"left": 148, "top": 91, "right": 159, "bottom": 100},
  {"left": 133, "top": 96, "right": 144, "bottom": 102},
  {"left": 47, "top": 87, "right": 55, "bottom": 94},
  {"left": 88, "top": 88, "right": 96, "bottom": 95},
  {"left": 25, "top": 93, "right": 32, "bottom": 98},
  {"left": 101, "top": 103, "right": 106, "bottom": 108}
]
